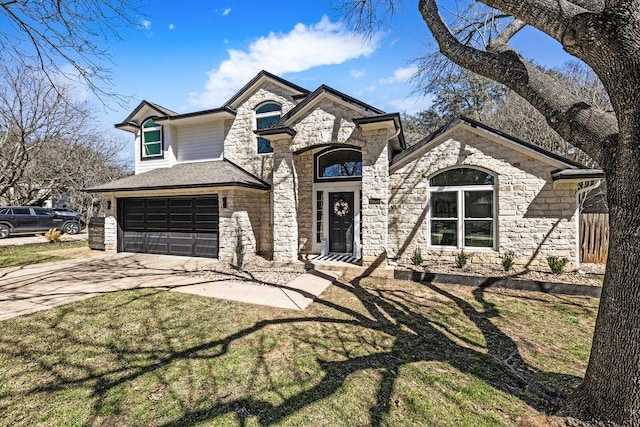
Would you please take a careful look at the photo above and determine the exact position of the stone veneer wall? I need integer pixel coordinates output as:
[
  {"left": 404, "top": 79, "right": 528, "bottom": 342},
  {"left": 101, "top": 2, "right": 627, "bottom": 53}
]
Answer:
[
  {"left": 223, "top": 82, "right": 299, "bottom": 183},
  {"left": 388, "top": 128, "right": 578, "bottom": 267},
  {"left": 295, "top": 150, "right": 314, "bottom": 254},
  {"left": 217, "top": 188, "right": 272, "bottom": 263},
  {"left": 361, "top": 128, "right": 390, "bottom": 267}
]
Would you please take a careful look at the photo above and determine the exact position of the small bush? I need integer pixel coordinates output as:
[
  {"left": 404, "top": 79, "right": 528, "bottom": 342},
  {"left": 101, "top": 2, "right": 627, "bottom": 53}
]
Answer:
[
  {"left": 501, "top": 251, "right": 515, "bottom": 272},
  {"left": 547, "top": 256, "right": 569, "bottom": 275},
  {"left": 410, "top": 247, "right": 424, "bottom": 266},
  {"left": 43, "top": 228, "right": 62, "bottom": 243},
  {"left": 455, "top": 250, "right": 468, "bottom": 268}
]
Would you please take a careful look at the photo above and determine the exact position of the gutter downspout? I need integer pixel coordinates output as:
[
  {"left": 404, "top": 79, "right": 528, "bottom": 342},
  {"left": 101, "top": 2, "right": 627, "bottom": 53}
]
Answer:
[{"left": 575, "top": 179, "right": 603, "bottom": 271}]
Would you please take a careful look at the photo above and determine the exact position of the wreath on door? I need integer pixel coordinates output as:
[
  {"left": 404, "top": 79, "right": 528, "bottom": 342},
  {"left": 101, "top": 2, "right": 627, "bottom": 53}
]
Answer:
[{"left": 333, "top": 199, "right": 350, "bottom": 217}]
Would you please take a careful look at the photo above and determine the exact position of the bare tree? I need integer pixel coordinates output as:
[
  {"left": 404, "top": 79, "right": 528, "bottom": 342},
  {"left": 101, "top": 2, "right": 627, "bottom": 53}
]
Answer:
[
  {"left": 345, "top": 0, "right": 639, "bottom": 424},
  {"left": 0, "top": 0, "right": 141, "bottom": 99},
  {"left": 0, "top": 64, "right": 130, "bottom": 212}
]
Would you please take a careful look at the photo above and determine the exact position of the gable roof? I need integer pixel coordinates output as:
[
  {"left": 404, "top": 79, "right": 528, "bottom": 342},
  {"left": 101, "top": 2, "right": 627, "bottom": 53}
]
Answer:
[
  {"left": 274, "top": 84, "right": 385, "bottom": 127},
  {"left": 391, "top": 116, "right": 591, "bottom": 171},
  {"left": 116, "top": 100, "right": 178, "bottom": 127},
  {"left": 86, "top": 159, "right": 270, "bottom": 193},
  {"left": 223, "top": 70, "right": 311, "bottom": 109}
]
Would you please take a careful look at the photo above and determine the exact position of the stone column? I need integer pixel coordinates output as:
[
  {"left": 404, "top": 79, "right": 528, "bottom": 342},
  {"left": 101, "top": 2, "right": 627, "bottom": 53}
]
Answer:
[
  {"left": 361, "top": 129, "right": 390, "bottom": 267},
  {"left": 271, "top": 137, "right": 298, "bottom": 263}
]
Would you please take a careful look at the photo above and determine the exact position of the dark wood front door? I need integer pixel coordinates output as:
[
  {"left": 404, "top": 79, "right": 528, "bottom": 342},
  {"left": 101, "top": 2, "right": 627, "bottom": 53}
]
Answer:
[{"left": 329, "top": 192, "right": 354, "bottom": 253}]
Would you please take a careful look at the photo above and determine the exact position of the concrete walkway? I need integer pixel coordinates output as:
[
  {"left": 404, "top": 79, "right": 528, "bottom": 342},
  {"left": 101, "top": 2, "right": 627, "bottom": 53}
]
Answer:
[{"left": 0, "top": 252, "right": 338, "bottom": 321}]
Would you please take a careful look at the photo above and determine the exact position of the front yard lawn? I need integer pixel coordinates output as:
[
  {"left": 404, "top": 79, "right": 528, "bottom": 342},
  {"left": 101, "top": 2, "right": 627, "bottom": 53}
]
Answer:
[
  {"left": 0, "top": 277, "right": 598, "bottom": 426},
  {"left": 0, "top": 241, "right": 87, "bottom": 268}
]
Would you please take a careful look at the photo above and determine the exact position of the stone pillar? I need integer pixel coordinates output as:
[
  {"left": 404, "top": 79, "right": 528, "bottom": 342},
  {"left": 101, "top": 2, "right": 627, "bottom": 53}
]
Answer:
[
  {"left": 361, "top": 129, "right": 390, "bottom": 267},
  {"left": 104, "top": 216, "right": 117, "bottom": 251},
  {"left": 103, "top": 194, "right": 117, "bottom": 251},
  {"left": 271, "top": 137, "right": 298, "bottom": 263}
]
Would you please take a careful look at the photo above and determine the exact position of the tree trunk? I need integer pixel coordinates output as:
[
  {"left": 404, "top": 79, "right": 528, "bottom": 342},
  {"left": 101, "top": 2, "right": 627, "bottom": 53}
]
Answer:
[{"left": 563, "top": 123, "right": 640, "bottom": 425}]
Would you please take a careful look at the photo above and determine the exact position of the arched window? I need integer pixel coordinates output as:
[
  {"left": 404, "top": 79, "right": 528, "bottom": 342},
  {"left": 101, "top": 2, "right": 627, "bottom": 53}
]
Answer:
[
  {"left": 255, "top": 102, "right": 281, "bottom": 154},
  {"left": 429, "top": 167, "right": 495, "bottom": 249},
  {"left": 315, "top": 148, "right": 362, "bottom": 180},
  {"left": 141, "top": 118, "right": 163, "bottom": 158}
]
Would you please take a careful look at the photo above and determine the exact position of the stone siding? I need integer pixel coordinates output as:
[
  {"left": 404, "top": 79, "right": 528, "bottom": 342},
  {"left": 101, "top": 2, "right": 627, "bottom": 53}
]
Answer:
[
  {"left": 223, "top": 82, "right": 299, "bottom": 183},
  {"left": 218, "top": 188, "right": 272, "bottom": 263},
  {"left": 389, "top": 128, "right": 578, "bottom": 268},
  {"left": 361, "top": 128, "right": 391, "bottom": 267}
]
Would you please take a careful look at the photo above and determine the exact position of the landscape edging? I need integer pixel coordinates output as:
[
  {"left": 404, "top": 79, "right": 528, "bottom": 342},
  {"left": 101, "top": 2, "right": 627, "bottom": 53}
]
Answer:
[{"left": 394, "top": 269, "right": 602, "bottom": 298}]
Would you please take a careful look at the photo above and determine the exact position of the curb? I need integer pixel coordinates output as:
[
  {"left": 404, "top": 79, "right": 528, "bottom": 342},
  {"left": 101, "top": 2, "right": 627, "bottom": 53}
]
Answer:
[{"left": 394, "top": 270, "right": 602, "bottom": 298}]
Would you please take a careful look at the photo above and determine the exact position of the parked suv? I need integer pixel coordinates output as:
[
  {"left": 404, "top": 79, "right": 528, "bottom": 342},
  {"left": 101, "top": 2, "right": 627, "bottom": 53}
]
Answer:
[{"left": 0, "top": 206, "right": 85, "bottom": 238}]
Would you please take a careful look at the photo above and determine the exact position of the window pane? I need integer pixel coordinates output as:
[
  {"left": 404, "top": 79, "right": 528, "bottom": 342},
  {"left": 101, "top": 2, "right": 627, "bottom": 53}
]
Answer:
[
  {"left": 464, "top": 191, "right": 493, "bottom": 218},
  {"left": 464, "top": 220, "right": 493, "bottom": 247},
  {"left": 431, "top": 220, "right": 457, "bottom": 246},
  {"left": 318, "top": 149, "right": 362, "bottom": 178},
  {"left": 257, "top": 137, "right": 273, "bottom": 154},
  {"left": 143, "top": 119, "right": 159, "bottom": 128},
  {"left": 144, "top": 142, "right": 162, "bottom": 156},
  {"left": 256, "top": 114, "right": 280, "bottom": 130},
  {"left": 430, "top": 191, "right": 457, "bottom": 218},
  {"left": 430, "top": 168, "right": 494, "bottom": 186},
  {"left": 144, "top": 129, "right": 161, "bottom": 143},
  {"left": 256, "top": 103, "right": 281, "bottom": 114},
  {"left": 12, "top": 208, "right": 30, "bottom": 215}
]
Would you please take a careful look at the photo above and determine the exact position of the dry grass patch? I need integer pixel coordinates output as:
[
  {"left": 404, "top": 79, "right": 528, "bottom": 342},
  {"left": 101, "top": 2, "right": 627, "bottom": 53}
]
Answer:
[{"left": 0, "top": 276, "right": 598, "bottom": 426}]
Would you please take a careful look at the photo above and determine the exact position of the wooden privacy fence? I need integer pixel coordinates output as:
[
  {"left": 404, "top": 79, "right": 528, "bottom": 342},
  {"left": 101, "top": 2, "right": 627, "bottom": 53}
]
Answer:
[{"left": 580, "top": 213, "right": 609, "bottom": 264}]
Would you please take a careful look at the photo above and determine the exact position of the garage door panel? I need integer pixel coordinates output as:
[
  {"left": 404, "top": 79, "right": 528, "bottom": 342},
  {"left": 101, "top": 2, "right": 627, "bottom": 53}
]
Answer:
[{"left": 119, "top": 196, "right": 219, "bottom": 258}]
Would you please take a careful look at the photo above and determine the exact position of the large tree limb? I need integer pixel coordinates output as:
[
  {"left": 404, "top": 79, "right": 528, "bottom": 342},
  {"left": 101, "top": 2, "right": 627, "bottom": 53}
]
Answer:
[{"left": 418, "top": 0, "right": 618, "bottom": 166}]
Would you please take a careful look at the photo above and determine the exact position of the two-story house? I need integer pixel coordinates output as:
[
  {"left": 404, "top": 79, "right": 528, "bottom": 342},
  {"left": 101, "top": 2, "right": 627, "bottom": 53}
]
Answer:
[{"left": 89, "top": 70, "right": 603, "bottom": 269}]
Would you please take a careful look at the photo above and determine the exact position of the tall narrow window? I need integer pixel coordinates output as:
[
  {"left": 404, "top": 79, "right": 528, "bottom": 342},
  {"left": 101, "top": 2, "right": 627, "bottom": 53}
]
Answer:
[
  {"left": 316, "top": 191, "right": 323, "bottom": 243},
  {"left": 142, "top": 119, "right": 162, "bottom": 158},
  {"left": 255, "top": 102, "right": 281, "bottom": 154},
  {"left": 429, "top": 168, "right": 495, "bottom": 249}
]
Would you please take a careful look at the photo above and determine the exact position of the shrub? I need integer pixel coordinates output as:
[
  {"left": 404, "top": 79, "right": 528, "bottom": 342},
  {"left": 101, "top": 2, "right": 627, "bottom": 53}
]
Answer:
[
  {"left": 455, "top": 250, "right": 468, "bottom": 268},
  {"left": 501, "top": 251, "right": 515, "bottom": 272},
  {"left": 410, "top": 247, "right": 424, "bottom": 266},
  {"left": 547, "top": 255, "right": 569, "bottom": 275},
  {"left": 43, "top": 228, "right": 62, "bottom": 243},
  {"left": 235, "top": 226, "right": 245, "bottom": 271}
]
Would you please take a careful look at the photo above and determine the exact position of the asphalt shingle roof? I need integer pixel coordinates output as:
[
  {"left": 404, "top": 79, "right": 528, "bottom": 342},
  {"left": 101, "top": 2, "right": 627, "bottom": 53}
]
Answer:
[{"left": 87, "top": 160, "right": 270, "bottom": 192}]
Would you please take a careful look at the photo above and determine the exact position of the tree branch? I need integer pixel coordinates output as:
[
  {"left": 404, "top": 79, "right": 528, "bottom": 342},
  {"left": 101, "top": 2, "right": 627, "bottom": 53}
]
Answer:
[
  {"left": 418, "top": 0, "right": 618, "bottom": 166},
  {"left": 487, "top": 18, "right": 525, "bottom": 50}
]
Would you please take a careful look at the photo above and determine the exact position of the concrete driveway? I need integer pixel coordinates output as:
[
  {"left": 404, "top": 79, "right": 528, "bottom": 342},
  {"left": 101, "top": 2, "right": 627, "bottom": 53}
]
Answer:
[{"left": 0, "top": 252, "right": 337, "bottom": 321}]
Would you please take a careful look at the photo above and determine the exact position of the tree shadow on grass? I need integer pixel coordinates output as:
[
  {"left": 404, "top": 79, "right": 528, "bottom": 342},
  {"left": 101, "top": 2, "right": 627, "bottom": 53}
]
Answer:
[{"left": 0, "top": 254, "right": 592, "bottom": 426}]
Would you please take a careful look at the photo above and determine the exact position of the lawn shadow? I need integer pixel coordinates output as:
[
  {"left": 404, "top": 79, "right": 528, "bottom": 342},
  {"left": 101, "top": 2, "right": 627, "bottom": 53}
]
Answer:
[{"left": 0, "top": 253, "right": 591, "bottom": 426}]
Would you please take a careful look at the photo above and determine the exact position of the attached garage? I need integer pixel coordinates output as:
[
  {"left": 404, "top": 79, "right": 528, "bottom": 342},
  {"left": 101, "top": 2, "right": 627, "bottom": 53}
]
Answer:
[{"left": 118, "top": 196, "right": 219, "bottom": 258}]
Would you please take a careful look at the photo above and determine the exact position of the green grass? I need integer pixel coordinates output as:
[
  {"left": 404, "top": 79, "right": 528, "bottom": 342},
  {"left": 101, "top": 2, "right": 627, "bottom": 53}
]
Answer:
[
  {"left": 0, "top": 240, "right": 87, "bottom": 268},
  {"left": 0, "top": 278, "right": 599, "bottom": 426}
]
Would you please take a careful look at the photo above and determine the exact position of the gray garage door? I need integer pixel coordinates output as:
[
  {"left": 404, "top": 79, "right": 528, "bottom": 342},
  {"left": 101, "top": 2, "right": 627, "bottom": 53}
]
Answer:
[{"left": 118, "top": 196, "right": 219, "bottom": 258}]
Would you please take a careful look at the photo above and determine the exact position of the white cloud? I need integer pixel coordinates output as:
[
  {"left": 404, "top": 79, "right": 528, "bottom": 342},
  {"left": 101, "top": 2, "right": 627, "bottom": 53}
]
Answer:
[
  {"left": 189, "top": 15, "right": 380, "bottom": 108},
  {"left": 169, "top": 23, "right": 175, "bottom": 30},
  {"left": 139, "top": 19, "right": 151, "bottom": 30},
  {"left": 223, "top": 8, "right": 231, "bottom": 16},
  {"left": 380, "top": 65, "right": 419, "bottom": 84},
  {"left": 350, "top": 69, "right": 365, "bottom": 79}
]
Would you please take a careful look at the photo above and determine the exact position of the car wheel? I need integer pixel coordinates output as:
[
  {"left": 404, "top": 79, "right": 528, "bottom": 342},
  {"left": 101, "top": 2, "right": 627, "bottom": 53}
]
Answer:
[
  {"left": 0, "top": 224, "right": 10, "bottom": 239},
  {"left": 63, "top": 221, "right": 81, "bottom": 235}
]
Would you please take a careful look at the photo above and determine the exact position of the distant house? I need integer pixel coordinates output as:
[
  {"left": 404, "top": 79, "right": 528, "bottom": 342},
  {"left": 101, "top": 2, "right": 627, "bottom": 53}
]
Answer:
[{"left": 89, "top": 70, "right": 603, "bottom": 269}]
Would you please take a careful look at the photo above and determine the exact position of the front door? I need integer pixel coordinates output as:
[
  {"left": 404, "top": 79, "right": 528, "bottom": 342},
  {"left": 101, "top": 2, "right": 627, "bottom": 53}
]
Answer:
[{"left": 329, "top": 192, "right": 354, "bottom": 253}]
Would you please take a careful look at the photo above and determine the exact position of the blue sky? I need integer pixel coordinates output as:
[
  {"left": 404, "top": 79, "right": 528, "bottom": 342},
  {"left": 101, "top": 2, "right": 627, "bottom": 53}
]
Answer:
[{"left": 89, "top": 1, "right": 572, "bottom": 156}]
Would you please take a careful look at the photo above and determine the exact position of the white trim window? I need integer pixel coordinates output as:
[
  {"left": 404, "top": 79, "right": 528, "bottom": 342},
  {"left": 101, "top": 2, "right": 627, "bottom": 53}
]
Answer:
[
  {"left": 428, "top": 167, "right": 496, "bottom": 249},
  {"left": 255, "top": 102, "right": 282, "bottom": 154},
  {"left": 141, "top": 119, "right": 163, "bottom": 158}
]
